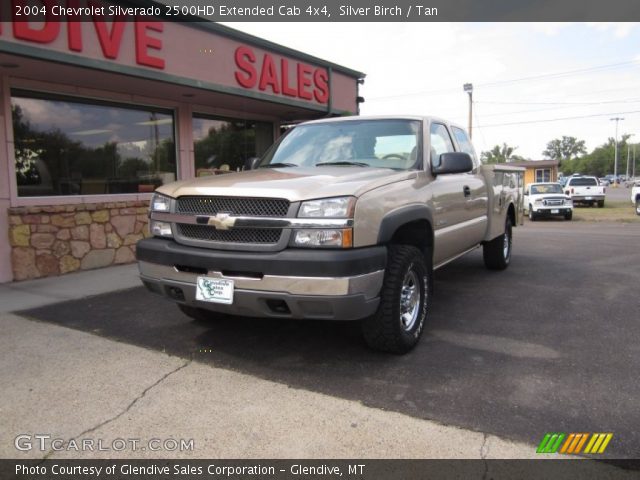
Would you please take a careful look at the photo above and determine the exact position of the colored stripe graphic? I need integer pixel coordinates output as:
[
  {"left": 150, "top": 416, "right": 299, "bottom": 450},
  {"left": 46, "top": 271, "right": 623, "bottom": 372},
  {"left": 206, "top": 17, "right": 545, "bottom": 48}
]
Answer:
[
  {"left": 538, "top": 433, "right": 613, "bottom": 454},
  {"left": 537, "top": 433, "right": 565, "bottom": 453},
  {"left": 584, "top": 433, "right": 613, "bottom": 454}
]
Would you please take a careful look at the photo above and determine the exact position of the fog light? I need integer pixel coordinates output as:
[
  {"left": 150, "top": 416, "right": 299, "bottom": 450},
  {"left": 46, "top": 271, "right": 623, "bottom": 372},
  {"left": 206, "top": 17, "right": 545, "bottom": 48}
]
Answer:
[{"left": 150, "top": 220, "right": 172, "bottom": 237}]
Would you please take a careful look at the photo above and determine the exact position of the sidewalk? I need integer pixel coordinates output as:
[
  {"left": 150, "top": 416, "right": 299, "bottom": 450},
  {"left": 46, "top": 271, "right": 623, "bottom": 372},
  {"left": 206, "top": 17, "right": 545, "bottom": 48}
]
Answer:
[{"left": 0, "top": 266, "right": 617, "bottom": 463}]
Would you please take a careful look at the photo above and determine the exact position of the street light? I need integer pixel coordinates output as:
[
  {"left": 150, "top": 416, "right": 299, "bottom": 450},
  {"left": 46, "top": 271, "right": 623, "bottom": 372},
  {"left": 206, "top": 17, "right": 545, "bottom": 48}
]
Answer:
[
  {"left": 610, "top": 117, "right": 624, "bottom": 184},
  {"left": 463, "top": 83, "right": 473, "bottom": 139}
]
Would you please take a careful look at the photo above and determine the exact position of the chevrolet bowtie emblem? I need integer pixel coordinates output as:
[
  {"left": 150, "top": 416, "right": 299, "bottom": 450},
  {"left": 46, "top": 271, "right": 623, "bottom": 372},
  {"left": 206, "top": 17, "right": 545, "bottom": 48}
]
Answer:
[{"left": 207, "top": 213, "right": 235, "bottom": 230}]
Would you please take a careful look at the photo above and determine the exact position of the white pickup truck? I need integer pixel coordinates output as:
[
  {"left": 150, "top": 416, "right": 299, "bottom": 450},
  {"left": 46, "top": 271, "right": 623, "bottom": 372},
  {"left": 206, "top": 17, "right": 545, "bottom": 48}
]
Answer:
[
  {"left": 564, "top": 176, "right": 606, "bottom": 207},
  {"left": 631, "top": 180, "right": 640, "bottom": 216},
  {"left": 524, "top": 182, "right": 573, "bottom": 221}
]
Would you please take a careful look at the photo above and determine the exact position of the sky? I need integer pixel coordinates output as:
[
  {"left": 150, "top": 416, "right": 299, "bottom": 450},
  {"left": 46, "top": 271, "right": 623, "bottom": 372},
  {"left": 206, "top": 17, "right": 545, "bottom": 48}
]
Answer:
[{"left": 220, "top": 22, "right": 640, "bottom": 160}]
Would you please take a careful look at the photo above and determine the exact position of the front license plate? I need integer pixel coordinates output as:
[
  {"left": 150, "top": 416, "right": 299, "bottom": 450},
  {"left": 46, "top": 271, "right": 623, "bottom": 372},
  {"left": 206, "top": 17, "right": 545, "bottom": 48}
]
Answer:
[
  {"left": 551, "top": 209, "right": 559, "bottom": 214},
  {"left": 196, "top": 277, "right": 234, "bottom": 304},
  {"left": 585, "top": 196, "right": 592, "bottom": 200}
]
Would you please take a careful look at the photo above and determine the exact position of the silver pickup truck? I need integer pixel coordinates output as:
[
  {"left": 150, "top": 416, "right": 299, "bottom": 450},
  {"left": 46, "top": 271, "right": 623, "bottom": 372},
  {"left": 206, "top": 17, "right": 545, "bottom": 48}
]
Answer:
[{"left": 137, "top": 116, "right": 523, "bottom": 353}]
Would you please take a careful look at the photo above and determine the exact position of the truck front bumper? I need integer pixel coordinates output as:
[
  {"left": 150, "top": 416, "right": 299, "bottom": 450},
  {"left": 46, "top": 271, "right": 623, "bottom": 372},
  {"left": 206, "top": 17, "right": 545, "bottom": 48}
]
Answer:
[{"left": 136, "top": 238, "right": 386, "bottom": 321}]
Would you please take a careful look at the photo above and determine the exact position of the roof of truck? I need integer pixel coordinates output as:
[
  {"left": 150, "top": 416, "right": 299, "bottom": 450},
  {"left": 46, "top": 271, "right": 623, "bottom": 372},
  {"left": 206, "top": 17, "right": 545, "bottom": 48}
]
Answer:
[{"left": 301, "top": 115, "right": 466, "bottom": 131}]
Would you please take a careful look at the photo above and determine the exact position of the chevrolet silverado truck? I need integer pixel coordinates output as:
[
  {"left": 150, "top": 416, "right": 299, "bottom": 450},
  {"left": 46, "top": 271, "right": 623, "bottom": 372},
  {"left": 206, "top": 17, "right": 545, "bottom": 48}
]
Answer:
[
  {"left": 564, "top": 175, "right": 606, "bottom": 207},
  {"left": 524, "top": 182, "right": 573, "bottom": 221},
  {"left": 137, "top": 116, "right": 524, "bottom": 353}
]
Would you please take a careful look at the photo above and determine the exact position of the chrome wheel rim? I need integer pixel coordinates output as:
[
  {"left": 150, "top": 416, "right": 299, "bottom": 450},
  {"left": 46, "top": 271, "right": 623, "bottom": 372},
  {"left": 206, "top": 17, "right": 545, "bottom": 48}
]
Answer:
[
  {"left": 400, "top": 269, "right": 420, "bottom": 331},
  {"left": 503, "top": 228, "right": 511, "bottom": 259}
]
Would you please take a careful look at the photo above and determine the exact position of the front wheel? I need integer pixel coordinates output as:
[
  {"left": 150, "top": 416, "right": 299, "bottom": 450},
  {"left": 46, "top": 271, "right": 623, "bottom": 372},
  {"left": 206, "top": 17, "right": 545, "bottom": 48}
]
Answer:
[
  {"left": 528, "top": 205, "right": 536, "bottom": 221},
  {"left": 362, "top": 245, "right": 431, "bottom": 354},
  {"left": 565, "top": 211, "right": 573, "bottom": 221},
  {"left": 636, "top": 198, "right": 640, "bottom": 216},
  {"left": 483, "top": 216, "right": 513, "bottom": 270}
]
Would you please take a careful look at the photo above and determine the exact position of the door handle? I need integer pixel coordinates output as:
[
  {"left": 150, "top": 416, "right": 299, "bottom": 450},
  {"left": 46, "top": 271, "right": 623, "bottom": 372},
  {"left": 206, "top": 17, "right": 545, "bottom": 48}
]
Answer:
[{"left": 463, "top": 186, "right": 471, "bottom": 197}]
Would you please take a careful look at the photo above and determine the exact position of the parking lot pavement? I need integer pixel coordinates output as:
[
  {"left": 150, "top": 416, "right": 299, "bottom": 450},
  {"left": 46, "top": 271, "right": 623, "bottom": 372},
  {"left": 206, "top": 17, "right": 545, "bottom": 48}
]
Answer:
[{"left": 6, "top": 222, "right": 640, "bottom": 460}]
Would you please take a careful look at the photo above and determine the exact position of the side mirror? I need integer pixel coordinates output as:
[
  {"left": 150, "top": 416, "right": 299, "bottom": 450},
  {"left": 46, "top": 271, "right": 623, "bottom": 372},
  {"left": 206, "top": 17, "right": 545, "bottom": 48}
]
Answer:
[
  {"left": 432, "top": 152, "right": 473, "bottom": 176},
  {"left": 244, "top": 157, "right": 261, "bottom": 170}
]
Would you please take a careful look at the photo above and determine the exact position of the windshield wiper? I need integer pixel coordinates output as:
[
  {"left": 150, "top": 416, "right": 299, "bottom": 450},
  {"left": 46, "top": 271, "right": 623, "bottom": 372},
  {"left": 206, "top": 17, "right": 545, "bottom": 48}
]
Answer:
[
  {"left": 259, "top": 163, "right": 298, "bottom": 168},
  {"left": 316, "top": 161, "right": 370, "bottom": 167}
]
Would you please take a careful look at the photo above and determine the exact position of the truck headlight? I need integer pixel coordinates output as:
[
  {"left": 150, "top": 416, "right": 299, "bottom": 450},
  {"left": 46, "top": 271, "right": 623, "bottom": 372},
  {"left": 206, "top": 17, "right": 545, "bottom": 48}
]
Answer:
[
  {"left": 564, "top": 198, "right": 573, "bottom": 206},
  {"left": 150, "top": 220, "right": 172, "bottom": 237},
  {"left": 298, "top": 196, "right": 355, "bottom": 218},
  {"left": 535, "top": 199, "right": 544, "bottom": 204},
  {"left": 150, "top": 193, "right": 171, "bottom": 212},
  {"left": 292, "top": 229, "right": 353, "bottom": 248}
]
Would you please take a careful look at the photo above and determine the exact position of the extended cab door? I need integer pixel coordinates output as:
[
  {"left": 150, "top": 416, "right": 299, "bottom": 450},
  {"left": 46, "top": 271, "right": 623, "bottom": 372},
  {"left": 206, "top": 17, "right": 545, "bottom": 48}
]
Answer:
[{"left": 430, "top": 123, "right": 488, "bottom": 266}]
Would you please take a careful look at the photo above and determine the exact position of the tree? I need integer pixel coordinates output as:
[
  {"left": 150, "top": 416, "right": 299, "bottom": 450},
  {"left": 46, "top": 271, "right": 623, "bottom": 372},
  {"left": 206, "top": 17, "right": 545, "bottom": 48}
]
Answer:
[
  {"left": 481, "top": 143, "right": 524, "bottom": 164},
  {"left": 542, "top": 136, "right": 587, "bottom": 164}
]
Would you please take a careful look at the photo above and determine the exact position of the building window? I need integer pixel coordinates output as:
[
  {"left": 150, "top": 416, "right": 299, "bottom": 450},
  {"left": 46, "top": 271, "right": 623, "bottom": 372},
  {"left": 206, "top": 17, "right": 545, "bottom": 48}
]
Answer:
[
  {"left": 535, "top": 168, "right": 551, "bottom": 182},
  {"left": 193, "top": 116, "right": 273, "bottom": 176},
  {"left": 12, "top": 91, "right": 176, "bottom": 197}
]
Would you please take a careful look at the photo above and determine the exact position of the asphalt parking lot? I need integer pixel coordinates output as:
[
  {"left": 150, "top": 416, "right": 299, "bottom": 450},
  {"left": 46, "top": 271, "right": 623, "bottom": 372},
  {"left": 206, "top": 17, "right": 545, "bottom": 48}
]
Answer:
[{"left": 20, "top": 221, "right": 640, "bottom": 458}]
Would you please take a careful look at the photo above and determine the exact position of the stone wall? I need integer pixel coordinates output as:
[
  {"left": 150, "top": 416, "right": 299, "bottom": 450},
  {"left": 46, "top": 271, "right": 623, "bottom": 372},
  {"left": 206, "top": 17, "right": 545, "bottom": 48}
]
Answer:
[{"left": 7, "top": 201, "right": 150, "bottom": 281}]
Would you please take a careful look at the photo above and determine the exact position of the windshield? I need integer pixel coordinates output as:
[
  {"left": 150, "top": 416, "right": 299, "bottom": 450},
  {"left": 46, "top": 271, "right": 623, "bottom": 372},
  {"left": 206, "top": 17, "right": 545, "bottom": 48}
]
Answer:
[
  {"left": 258, "top": 120, "right": 422, "bottom": 170},
  {"left": 531, "top": 184, "right": 563, "bottom": 194}
]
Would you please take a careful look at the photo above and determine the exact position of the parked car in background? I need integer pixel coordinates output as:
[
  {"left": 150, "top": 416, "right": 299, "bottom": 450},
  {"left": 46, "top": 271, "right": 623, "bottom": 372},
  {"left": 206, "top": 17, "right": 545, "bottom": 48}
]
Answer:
[
  {"left": 598, "top": 178, "right": 610, "bottom": 186},
  {"left": 564, "top": 175, "right": 606, "bottom": 207},
  {"left": 631, "top": 180, "right": 640, "bottom": 216},
  {"left": 524, "top": 182, "right": 573, "bottom": 221}
]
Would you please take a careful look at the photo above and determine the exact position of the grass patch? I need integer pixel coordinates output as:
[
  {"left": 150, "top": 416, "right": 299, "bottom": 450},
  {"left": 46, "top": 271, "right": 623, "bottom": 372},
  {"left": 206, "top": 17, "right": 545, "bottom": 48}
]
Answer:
[{"left": 572, "top": 201, "right": 639, "bottom": 223}]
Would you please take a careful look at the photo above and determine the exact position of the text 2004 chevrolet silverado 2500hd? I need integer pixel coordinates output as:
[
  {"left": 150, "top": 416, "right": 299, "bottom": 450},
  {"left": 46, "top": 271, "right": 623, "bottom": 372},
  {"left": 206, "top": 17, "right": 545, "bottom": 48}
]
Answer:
[{"left": 137, "top": 116, "right": 524, "bottom": 353}]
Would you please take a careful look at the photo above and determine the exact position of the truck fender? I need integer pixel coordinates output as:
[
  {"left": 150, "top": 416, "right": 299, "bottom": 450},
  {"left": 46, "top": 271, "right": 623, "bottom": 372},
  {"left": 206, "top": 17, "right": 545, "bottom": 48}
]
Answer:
[{"left": 377, "top": 205, "right": 433, "bottom": 244}]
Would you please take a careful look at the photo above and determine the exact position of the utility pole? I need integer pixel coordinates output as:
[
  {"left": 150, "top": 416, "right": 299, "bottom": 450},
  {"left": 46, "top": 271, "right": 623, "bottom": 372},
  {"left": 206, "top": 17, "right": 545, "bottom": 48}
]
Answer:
[
  {"left": 627, "top": 134, "right": 634, "bottom": 179},
  {"left": 633, "top": 144, "right": 636, "bottom": 178},
  {"left": 464, "top": 83, "right": 473, "bottom": 139},
  {"left": 610, "top": 117, "right": 624, "bottom": 184}
]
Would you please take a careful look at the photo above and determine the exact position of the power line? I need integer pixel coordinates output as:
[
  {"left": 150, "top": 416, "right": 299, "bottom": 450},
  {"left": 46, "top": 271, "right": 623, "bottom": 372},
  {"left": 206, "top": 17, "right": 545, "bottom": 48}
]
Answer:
[
  {"left": 476, "top": 99, "right": 640, "bottom": 119},
  {"left": 367, "top": 59, "right": 640, "bottom": 101},
  {"left": 477, "top": 98, "right": 640, "bottom": 106},
  {"left": 477, "top": 109, "right": 640, "bottom": 128}
]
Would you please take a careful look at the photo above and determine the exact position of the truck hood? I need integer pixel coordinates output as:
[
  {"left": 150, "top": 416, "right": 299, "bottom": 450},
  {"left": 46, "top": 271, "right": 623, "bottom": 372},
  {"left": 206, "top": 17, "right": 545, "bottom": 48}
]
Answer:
[{"left": 156, "top": 167, "right": 417, "bottom": 202}]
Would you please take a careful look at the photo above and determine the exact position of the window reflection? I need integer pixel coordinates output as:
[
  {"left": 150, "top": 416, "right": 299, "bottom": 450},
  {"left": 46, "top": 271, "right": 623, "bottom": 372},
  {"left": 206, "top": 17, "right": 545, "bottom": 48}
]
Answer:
[
  {"left": 12, "top": 92, "right": 176, "bottom": 196},
  {"left": 193, "top": 116, "right": 272, "bottom": 176}
]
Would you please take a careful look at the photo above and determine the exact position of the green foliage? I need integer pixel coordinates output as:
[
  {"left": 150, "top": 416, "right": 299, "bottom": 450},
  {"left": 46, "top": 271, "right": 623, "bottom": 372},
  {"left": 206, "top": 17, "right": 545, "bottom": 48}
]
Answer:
[
  {"left": 480, "top": 143, "right": 524, "bottom": 164},
  {"left": 542, "top": 136, "right": 587, "bottom": 162},
  {"left": 560, "top": 135, "right": 637, "bottom": 177}
]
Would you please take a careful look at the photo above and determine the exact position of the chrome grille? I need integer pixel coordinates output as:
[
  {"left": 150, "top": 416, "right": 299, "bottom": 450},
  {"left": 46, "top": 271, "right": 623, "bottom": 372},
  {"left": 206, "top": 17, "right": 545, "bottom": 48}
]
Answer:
[
  {"left": 176, "top": 196, "right": 289, "bottom": 217},
  {"left": 544, "top": 198, "right": 565, "bottom": 206},
  {"left": 177, "top": 224, "right": 282, "bottom": 244}
]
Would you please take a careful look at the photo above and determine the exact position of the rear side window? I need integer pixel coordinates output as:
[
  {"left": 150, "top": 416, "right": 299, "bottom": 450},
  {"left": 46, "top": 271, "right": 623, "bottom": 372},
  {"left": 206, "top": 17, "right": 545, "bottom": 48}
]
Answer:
[
  {"left": 569, "top": 177, "right": 597, "bottom": 186},
  {"left": 451, "top": 126, "right": 478, "bottom": 163},
  {"left": 430, "top": 123, "right": 455, "bottom": 168}
]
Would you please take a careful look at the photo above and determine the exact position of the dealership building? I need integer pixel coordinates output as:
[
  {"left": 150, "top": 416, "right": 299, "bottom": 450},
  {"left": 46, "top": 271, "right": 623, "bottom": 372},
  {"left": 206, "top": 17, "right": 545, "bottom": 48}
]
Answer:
[{"left": 0, "top": 0, "right": 364, "bottom": 282}]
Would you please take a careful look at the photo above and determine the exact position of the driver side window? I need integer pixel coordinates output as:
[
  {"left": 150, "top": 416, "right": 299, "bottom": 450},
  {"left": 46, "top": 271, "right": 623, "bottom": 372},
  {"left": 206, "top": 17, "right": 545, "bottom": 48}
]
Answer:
[{"left": 430, "top": 123, "right": 454, "bottom": 168}]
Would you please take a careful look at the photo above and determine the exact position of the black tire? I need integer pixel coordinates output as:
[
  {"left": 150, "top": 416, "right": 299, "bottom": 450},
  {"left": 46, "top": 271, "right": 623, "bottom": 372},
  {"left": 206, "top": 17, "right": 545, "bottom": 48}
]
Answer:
[
  {"left": 361, "top": 245, "right": 431, "bottom": 354},
  {"left": 636, "top": 198, "right": 640, "bottom": 216},
  {"left": 598, "top": 200, "right": 605, "bottom": 208},
  {"left": 528, "top": 205, "right": 536, "bottom": 221},
  {"left": 483, "top": 216, "right": 513, "bottom": 270},
  {"left": 564, "top": 211, "right": 573, "bottom": 221},
  {"left": 178, "top": 303, "right": 214, "bottom": 322}
]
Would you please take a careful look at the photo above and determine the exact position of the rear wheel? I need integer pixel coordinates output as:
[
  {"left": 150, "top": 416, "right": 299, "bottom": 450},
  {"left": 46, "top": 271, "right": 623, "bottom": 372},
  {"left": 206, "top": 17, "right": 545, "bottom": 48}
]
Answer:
[
  {"left": 178, "top": 303, "right": 214, "bottom": 322},
  {"left": 598, "top": 200, "right": 605, "bottom": 208},
  {"left": 636, "top": 198, "right": 640, "bottom": 216},
  {"left": 483, "top": 216, "right": 513, "bottom": 270},
  {"left": 362, "top": 245, "right": 431, "bottom": 354}
]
